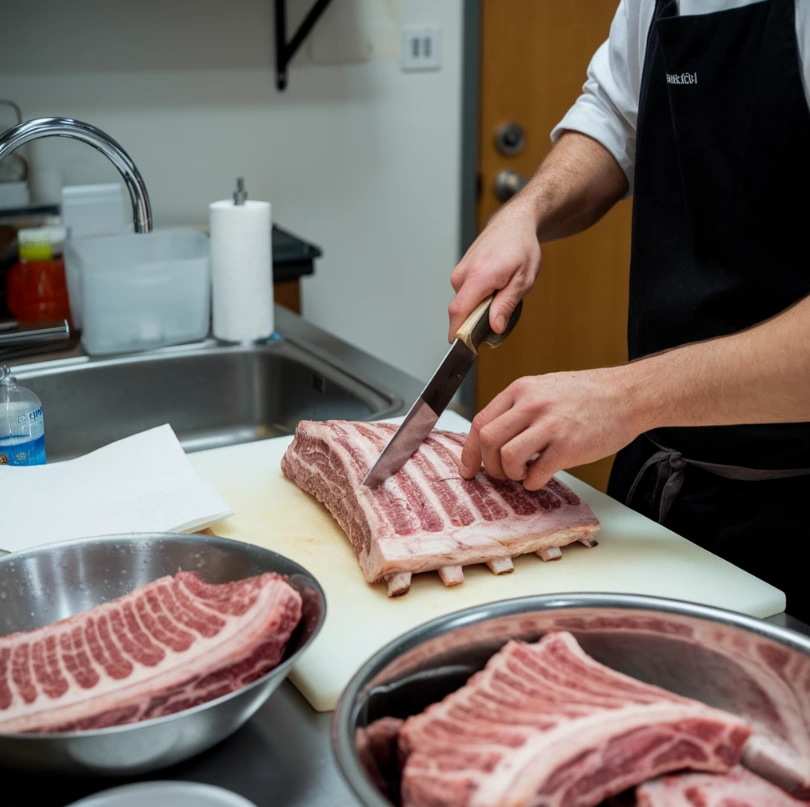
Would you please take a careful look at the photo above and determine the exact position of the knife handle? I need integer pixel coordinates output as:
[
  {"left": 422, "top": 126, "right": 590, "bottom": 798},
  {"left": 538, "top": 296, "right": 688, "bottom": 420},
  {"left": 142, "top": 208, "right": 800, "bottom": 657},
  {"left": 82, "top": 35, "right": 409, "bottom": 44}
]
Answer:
[{"left": 456, "top": 295, "right": 523, "bottom": 354}]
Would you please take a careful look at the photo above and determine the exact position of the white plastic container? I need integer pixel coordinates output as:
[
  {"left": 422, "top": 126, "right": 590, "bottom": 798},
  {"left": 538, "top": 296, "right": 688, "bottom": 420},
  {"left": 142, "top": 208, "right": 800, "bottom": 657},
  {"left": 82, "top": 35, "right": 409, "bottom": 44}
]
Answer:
[
  {"left": 64, "top": 228, "right": 211, "bottom": 356},
  {"left": 61, "top": 183, "right": 132, "bottom": 239}
]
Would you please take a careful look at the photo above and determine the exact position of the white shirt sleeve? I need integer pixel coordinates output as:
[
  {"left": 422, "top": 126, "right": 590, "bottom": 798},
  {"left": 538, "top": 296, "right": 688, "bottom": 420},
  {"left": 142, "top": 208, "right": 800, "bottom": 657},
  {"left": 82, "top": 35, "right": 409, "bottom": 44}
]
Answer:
[{"left": 550, "top": 0, "right": 651, "bottom": 192}]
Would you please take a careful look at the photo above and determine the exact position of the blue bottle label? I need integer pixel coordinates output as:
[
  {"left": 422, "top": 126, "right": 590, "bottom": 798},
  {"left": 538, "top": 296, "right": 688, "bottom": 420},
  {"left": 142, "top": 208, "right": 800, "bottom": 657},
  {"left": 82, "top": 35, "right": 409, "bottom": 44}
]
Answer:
[
  {"left": 0, "top": 433, "right": 46, "bottom": 466},
  {"left": 0, "top": 406, "right": 46, "bottom": 466}
]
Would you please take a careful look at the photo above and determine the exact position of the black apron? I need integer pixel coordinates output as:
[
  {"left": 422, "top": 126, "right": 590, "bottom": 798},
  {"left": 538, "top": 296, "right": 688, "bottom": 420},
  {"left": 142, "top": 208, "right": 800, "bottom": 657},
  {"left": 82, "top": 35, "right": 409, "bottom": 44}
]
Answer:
[{"left": 607, "top": 0, "right": 810, "bottom": 622}]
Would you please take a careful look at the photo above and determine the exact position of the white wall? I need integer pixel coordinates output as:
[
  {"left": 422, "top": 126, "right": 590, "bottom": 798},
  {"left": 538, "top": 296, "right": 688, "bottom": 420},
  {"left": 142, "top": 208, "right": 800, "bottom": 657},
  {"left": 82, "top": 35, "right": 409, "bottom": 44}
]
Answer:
[{"left": 1, "top": 0, "right": 466, "bottom": 382}]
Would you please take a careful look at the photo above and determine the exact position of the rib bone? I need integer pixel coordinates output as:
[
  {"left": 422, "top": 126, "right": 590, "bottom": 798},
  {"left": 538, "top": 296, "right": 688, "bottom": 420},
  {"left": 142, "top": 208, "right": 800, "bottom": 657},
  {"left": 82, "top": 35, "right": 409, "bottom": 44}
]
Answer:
[
  {"left": 438, "top": 566, "right": 464, "bottom": 587},
  {"left": 486, "top": 557, "right": 515, "bottom": 575},
  {"left": 385, "top": 572, "right": 412, "bottom": 597}
]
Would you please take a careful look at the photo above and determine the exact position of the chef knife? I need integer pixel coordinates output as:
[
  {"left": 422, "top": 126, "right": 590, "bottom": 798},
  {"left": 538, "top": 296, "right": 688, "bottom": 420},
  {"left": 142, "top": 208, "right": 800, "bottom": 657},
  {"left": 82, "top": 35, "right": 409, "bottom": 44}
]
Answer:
[{"left": 362, "top": 294, "right": 523, "bottom": 487}]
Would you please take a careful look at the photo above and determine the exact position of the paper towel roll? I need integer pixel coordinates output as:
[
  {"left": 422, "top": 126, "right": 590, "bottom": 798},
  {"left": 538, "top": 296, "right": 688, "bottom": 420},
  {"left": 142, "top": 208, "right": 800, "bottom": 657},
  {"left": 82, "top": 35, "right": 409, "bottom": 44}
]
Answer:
[{"left": 209, "top": 198, "right": 274, "bottom": 342}]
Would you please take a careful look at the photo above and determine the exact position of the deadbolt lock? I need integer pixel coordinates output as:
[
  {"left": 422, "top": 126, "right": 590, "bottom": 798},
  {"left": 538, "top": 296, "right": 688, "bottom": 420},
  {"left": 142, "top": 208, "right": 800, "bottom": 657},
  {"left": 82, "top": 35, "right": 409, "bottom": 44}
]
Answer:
[{"left": 494, "top": 122, "right": 526, "bottom": 157}]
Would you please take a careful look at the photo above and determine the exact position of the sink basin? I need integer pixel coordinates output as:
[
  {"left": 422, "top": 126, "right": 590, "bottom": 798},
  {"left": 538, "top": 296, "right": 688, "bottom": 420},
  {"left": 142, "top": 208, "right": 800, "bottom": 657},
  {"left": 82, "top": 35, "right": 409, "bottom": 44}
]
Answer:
[{"left": 13, "top": 333, "right": 404, "bottom": 462}]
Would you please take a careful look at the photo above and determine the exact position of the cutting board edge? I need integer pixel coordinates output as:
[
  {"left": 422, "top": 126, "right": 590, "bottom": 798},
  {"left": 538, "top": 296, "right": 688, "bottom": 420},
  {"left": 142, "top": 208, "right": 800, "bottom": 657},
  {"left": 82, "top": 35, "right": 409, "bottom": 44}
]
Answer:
[{"left": 286, "top": 585, "right": 788, "bottom": 714}]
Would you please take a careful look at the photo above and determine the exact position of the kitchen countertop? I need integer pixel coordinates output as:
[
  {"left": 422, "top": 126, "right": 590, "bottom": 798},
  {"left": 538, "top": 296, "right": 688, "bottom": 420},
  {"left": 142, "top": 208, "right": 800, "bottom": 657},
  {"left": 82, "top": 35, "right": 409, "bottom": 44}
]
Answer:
[{"left": 2, "top": 309, "right": 808, "bottom": 806}]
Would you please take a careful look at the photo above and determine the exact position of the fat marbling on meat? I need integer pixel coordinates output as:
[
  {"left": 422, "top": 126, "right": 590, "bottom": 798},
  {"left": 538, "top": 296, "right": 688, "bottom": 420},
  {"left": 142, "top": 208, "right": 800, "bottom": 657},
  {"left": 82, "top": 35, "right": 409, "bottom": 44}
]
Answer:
[
  {"left": 0, "top": 572, "right": 302, "bottom": 733},
  {"left": 637, "top": 765, "right": 808, "bottom": 806},
  {"left": 281, "top": 420, "right": 600, "bottom": 596},
  {"left": 398, "top": 632, "right": 751, "bottom": 807}
]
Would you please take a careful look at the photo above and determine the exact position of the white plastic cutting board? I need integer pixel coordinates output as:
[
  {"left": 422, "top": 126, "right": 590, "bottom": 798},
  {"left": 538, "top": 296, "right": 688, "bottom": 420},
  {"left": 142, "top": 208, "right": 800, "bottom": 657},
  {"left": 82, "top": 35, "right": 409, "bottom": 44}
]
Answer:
[{"left": 188, "top": 411, "right": 786, "bottom": 712}]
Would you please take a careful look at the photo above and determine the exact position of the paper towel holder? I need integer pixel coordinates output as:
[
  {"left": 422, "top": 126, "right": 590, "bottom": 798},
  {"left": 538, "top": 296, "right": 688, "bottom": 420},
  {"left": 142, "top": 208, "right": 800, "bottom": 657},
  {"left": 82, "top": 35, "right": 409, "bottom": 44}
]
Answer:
[
  {"left": 210, "top": 178, "right": 282, "bottom": 347},
  {"left": 233, "top": 176, "right": 247, "bottom": 206},
  {"left": 214, "top": 333, "right": 284, "bottom": 349}
]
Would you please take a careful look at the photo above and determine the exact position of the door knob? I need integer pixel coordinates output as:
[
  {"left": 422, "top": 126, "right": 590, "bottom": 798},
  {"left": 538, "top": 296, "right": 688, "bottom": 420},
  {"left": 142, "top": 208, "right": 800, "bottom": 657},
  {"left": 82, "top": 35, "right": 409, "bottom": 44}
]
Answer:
[{"left": 494, "top": 169, "right": 529, "bottom": 202}]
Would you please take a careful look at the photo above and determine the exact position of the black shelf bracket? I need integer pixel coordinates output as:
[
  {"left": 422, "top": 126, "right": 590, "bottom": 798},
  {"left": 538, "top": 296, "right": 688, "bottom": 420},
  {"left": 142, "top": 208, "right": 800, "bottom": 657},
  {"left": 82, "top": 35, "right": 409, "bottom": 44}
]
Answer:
[{"left": 275, "top": 0, "right": 333, "bottom": 91}]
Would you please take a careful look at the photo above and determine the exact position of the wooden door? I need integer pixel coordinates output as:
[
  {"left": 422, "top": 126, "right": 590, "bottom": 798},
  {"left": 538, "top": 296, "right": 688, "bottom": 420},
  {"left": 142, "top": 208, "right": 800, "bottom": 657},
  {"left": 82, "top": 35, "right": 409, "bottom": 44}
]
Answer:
[{"left": 476, "top": 0, "right": 633, "bottom": 492}]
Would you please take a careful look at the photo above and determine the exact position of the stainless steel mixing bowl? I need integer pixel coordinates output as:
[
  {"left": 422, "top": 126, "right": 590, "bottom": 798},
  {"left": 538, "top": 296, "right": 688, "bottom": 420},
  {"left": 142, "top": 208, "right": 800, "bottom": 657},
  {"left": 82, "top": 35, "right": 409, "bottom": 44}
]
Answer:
[
  {"left": 333, "top": 593, "right": 810, "bottom": 807},
  {"left": 0, "top": 533, "right": 326, "bottom": 776}
]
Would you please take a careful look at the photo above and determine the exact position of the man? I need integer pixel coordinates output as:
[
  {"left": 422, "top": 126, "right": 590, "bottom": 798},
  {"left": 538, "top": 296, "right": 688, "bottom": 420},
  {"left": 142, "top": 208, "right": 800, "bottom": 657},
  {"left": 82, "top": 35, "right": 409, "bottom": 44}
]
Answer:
[{"left": 451, "top": 0, "right": 810, "bottom": 620}]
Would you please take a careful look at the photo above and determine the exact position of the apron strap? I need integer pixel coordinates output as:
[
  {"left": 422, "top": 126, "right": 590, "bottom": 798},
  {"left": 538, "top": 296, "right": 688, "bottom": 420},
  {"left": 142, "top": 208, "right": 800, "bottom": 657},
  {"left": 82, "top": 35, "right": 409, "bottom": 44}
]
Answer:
[{"left": 626, "top": 434, "right": 810, "bottom": 523}]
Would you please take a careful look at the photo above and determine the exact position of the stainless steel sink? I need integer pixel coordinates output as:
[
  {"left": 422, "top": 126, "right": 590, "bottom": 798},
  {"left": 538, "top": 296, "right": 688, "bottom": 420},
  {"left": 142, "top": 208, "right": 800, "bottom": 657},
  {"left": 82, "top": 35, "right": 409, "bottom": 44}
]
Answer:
[{"left": 9, "top": 307, "right": 417, "bottom": 462}]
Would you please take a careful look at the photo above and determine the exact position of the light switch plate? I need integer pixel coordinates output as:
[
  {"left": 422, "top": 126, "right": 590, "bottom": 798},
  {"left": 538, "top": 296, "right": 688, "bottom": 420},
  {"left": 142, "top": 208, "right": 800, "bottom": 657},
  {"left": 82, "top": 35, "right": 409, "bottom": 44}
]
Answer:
[{"left": 401, "top": 26, "right": 442, "bottom": 71}]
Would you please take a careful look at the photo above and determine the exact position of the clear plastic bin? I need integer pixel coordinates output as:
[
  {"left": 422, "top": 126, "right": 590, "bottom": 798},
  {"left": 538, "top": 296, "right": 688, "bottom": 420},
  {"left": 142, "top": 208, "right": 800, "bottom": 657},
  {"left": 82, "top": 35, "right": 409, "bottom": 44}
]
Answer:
[{"left": 64, "top": 228, "right": 211, "bottom": 356}]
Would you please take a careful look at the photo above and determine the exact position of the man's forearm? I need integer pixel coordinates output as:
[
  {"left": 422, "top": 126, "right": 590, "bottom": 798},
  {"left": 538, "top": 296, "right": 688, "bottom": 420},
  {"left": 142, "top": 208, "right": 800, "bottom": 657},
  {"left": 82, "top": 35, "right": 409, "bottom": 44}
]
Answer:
[
  {"left": 623, "top": 296, "right": 810, "bottom": 432},
  {"left": 507, "top": 131, "right": 629, "bottom": 243}
]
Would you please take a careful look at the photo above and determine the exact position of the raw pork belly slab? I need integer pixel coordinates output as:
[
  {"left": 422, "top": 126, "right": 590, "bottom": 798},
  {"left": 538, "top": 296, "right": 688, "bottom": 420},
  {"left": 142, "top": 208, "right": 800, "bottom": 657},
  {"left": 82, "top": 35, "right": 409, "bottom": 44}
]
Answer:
[
  {"left": 398, "top": 632, "right": 751, "bottom": 807},
  {"left": 0, "top": 572, "right": 302, "bottom": 733},
  {"left": 281, "top": 420, "right": 600, "bottom": 596},
  {"left": 637, "top": 765, "right": 807, "bottom": 806},
  {"left": 552, "top": 612, "right": 810, "bottom": 798}
]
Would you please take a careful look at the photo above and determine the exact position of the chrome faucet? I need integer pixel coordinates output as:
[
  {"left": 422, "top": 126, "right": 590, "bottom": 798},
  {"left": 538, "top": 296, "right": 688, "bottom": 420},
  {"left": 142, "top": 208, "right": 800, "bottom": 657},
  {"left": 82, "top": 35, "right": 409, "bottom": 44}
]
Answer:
[
  {"left": 0, "top": 320, "right": 73, "bottom": 360},
  {"left": 0, "top": 118, "right": 151, "bottom": 356},
  {"left": 0, "top": 117, "right": 153, "bottom": 233}
]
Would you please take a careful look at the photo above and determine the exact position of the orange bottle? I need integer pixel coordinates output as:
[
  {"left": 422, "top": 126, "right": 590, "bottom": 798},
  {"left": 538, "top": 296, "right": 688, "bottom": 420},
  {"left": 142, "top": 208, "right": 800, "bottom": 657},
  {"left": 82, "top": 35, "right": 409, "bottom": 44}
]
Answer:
[{"left": 7, "top": 226, "right": 71, "bottom": 324}]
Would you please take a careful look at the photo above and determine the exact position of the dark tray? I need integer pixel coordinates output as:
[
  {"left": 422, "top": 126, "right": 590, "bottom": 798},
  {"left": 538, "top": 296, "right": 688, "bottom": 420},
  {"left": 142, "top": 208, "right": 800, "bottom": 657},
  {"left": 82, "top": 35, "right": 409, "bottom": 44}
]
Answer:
[{"left": 271, "top": 224, "right": 322, "bottom": 282}]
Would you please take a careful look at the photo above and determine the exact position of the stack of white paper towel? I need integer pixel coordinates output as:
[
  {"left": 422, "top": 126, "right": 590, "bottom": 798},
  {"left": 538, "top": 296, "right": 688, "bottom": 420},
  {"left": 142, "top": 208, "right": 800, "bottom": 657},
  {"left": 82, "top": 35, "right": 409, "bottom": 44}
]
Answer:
[{"left": 1, "top": 425, "right": 234, "bottom": 553}]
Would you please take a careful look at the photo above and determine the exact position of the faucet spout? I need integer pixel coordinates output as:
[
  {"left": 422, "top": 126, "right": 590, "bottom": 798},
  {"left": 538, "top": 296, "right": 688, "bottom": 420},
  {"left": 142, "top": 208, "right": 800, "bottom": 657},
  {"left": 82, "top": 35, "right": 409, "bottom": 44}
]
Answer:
[{"left": 0, "top": 117, "right": 153, "bottom": 233}]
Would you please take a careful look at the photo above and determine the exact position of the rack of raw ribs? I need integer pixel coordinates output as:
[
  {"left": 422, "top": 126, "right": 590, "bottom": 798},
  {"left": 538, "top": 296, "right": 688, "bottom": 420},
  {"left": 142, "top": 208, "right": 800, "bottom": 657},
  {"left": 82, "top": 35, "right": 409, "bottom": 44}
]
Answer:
[
  {"left": 281, "top": 420, "right": 601, "bottom": 597},
  {"left": 0, "top": 571, "right": 302, "bottom": 733},
  {"left": 357, "top": 630, "right": 810, "bottom": 807}
]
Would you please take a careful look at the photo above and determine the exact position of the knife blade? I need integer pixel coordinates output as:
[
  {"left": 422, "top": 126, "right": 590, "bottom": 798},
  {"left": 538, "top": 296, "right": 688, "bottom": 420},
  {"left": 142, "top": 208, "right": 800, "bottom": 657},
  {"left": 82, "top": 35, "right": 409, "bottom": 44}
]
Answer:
[{"left": 362, "top": 294, "right": 523, "bottom": 488}]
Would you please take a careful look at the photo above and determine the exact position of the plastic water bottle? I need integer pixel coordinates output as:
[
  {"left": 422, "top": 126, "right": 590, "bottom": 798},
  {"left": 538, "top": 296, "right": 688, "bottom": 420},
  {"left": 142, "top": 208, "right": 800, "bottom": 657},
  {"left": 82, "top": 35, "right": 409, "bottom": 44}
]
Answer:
[{"left": 0, "top": 366, "right": 46, "bottom": 466}]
